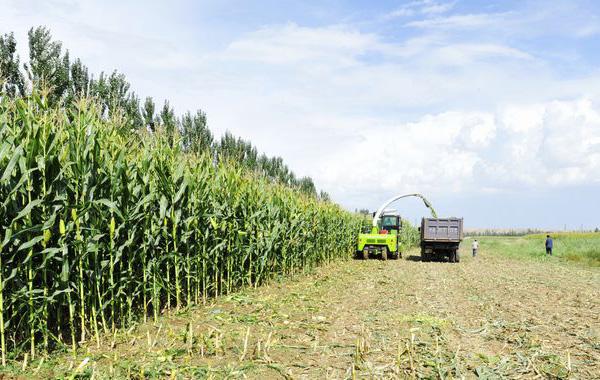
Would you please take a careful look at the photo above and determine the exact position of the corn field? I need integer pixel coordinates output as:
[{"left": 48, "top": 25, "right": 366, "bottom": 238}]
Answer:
[{"left": 0, "top": 93, "right": 362, "bottom": 363}]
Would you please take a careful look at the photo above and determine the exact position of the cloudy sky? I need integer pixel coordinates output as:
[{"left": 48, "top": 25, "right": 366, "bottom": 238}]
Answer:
[{"left": 2, "top": 0, "right": 600, "bottom": 229}]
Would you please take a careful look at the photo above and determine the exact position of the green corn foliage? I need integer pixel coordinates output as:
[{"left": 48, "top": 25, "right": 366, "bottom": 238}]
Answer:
[
  {"left": 398, "top": 220, "right": 420, "bottom": 252},
  {"left": 0, "top": 92, "right": 367, "bottom": 361}
]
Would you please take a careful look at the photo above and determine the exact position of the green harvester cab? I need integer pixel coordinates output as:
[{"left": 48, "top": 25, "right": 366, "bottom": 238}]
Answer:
[{"left": 357, "top": 213, "right": 402, "bottom": 260}]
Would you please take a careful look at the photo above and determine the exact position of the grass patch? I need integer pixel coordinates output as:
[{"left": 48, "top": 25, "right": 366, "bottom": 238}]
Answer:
[{"left": 471, "top": 233, "right": 600, "bottom": 266}]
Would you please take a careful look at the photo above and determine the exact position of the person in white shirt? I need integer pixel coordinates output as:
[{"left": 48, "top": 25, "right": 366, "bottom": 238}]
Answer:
[{"left": 472, "top": 239, "right": 479, "bottom": 257}]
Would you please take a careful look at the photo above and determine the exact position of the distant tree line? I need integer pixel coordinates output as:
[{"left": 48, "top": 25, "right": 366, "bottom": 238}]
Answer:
[
  {"left": 0, "top": 26, "right": 328, "bottom": 199},
  {"left": 465, "top": 229, "right": 545, "bottom": 237},
  {"left": 466, "top": 228, "right": 600, "bottom": 236}
]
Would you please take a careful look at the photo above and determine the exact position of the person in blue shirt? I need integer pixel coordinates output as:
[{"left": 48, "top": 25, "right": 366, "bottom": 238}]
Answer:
[{"left": 545, "top": 235, "right": 553, "bottom": 255}]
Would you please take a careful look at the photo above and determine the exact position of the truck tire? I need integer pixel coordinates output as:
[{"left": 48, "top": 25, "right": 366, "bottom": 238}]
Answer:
[
  {"left": 455, "top": 250, "right": 460, "bottom": 263},
  {"left": 382, "top": 247, "right": 388, "bottom": 261},
  {"left": 362, "top": 250, "right": 368, "bottom": 260}
]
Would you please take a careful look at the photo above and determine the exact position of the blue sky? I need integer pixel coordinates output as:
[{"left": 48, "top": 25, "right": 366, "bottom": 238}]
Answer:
[{"left": 2, "top": 0, "right": 600, "bottom": 229}]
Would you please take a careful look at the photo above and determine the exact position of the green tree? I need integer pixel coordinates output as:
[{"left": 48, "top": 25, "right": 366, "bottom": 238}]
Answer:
[
  {"left": 159, "top": 100, "right": 177, "bottom": 146},
  {"left": 124, "top": 92, "right": 143, "bottom": 130},
  {"left": 297, "top": 177, "right": 317, "bottom": 196},
  {"left": 0, "top": 32, "right": 25, "bottom": 96},
  {"left": 26, "top": 26, "right": 70, "bottom": 104},
  {"left": 142, "top": 96, "right": 156, "bottom": 131},
  {"left": 56, "top": 51, "right": 70, "bottom": 100},
  {"left": 181, "top": 110, "right": 213, "bottom": 154},
  {"left": 69, "top": 58, "right": 89, "bottom": 100},
  {"left": 319, "top": 191, "right": 330, "bottom": 202},
  {"left": 90, "top": 70, "right": 133, "bottom": 118},
  {"left": 216, "top": 132, "right": 259, "bottom": 169},
  {"left": 264, "top": 156, "right": 295, "bottom": 185}
]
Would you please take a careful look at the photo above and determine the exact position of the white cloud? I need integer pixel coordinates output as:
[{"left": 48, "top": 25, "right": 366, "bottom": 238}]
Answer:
[
  {"left": 223, "top": 23, "right": 377, "bottom": 65},
  {"left": 574, "top": 24, "right": 600, "bottom": 38},
  {"left": 385, "top": 1, "right": 455, "bottom": 20},
  {"left": 385, "top": 8, "right": 415, "bottom": 19},
  {"left": 403, "top": 1, "right": 600, "bottom": 40},
  {"left": 318, "top": 98, "right": 600, "bottom": 207},
  {"left": 421, "top": 2, "right": 456, "bottom": 15},
  {"left": 405, "top": 12, "right": 510, "bottom": 29}
]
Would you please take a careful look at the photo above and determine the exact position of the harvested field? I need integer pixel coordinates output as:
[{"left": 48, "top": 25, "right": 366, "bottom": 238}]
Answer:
[{"left": 3, "top": 238, "right": 599, "bottom": 379}]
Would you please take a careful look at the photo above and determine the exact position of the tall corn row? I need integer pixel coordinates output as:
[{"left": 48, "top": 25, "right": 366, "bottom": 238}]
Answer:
[{"left": 0, "top": 93, "right": 362, "bottom": 361}]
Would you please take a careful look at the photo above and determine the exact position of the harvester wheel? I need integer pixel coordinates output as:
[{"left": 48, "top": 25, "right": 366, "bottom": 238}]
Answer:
[
  {"left": 362, "top": 250, "right": 368, "bottom": 260},
  {"left": 382, "top": 247, "right": 388, "bottom": 261}
]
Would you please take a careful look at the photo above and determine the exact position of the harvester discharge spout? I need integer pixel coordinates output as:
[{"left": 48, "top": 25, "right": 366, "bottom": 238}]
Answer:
[{"left": 371, "top": 193, "right": 437, "bottom": 227}]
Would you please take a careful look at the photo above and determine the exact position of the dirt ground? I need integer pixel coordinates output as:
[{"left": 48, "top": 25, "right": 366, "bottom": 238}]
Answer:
[{"left": 8, "top": 245, "right": 600, "bottom": 379}]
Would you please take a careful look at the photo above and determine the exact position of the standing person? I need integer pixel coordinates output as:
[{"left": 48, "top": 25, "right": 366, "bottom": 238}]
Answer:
[
  {"left": 545, "top": 235, "right": 553, "bottom": 255},
  {"left": 472, "top": 239, "right": 479, "bottom": 257}
]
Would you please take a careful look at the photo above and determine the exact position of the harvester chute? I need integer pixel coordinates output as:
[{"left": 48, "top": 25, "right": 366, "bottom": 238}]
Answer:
[{"left": 371, "top": 193, "right": 437, "bottom": 227}]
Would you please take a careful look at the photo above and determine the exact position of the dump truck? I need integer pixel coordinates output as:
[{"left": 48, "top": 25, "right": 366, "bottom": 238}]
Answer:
[
  {"left": 420, "top": 217, "right": 463, "bottom": 262},
  {"left": 356, "top": 212, "right": 402, "bottom": 260}
]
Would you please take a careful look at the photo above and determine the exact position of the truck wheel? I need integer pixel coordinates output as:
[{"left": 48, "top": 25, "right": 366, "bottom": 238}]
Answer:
[
  {"left": 455, "top": 250, "right": 460, "bottom": 263},
  {"left": 362, "top": 250, "right": 368, "bottom": 260},
  {"left": 382, "top": 247, "right": 388, "bottom": 261}
]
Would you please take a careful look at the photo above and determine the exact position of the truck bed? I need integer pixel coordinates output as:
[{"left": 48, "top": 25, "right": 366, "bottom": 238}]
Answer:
[{"left": 421, "top": 218, "right": 463, "bottom": 242}]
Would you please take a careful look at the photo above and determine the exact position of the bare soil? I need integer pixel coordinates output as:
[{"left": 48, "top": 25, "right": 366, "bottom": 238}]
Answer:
[{"left": 6, "top": 245, "right": 600, "bottom": 379}]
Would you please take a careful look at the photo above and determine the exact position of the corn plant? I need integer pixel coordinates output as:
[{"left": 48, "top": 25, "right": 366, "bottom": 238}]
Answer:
[{"left": 0, "top": 91, "right": 365, "bottom": 362}]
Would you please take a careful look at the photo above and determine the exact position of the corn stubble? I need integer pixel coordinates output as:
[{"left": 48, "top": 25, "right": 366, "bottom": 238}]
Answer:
[{"left": 0, "top": 93, "right": 362, "bottom": 363}]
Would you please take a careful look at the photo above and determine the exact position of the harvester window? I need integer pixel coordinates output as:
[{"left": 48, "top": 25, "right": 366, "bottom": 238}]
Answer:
[{"left": 381, "top": 216, "right": 399, "bottom": 231}]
